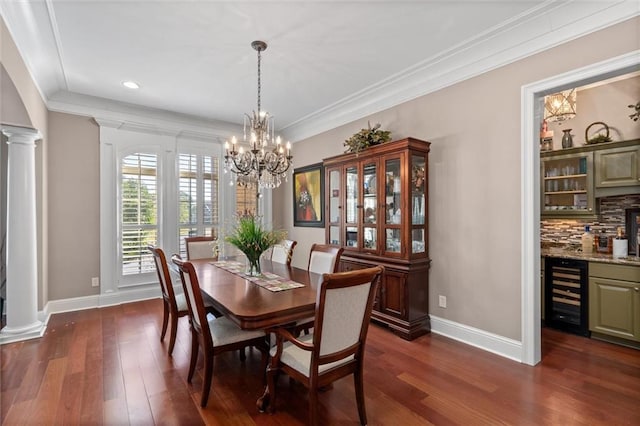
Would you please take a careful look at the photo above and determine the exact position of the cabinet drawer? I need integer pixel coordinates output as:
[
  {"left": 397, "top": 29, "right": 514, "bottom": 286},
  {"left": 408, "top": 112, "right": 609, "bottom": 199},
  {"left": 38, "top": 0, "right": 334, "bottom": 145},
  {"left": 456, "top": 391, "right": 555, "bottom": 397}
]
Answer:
[{"left": 590, "top": 262, "right": 640, "bottom": 282}]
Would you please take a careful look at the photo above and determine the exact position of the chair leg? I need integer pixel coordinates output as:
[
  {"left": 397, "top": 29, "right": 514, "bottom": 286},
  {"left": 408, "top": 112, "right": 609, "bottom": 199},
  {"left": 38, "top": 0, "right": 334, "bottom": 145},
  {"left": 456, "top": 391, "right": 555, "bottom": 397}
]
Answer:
[
  {"left": 160, "top": 301, "right": 169, "bottom": 341},
  {"left": 167, "top": 312, "right": 178, "bottom": 356},
  {"left": 187, "top": 332, "right": 199, "bottom": 383},
  {"left": 265, "top": 361, "right": 279, "bottom": 414},
  {"left": 354, "top": 369, "right": 367, "bottom": 425},
  {"left": 239, "top": 347, "right": 246, "bottom": 361},
  {"left": 200, "top": 351, "right": 214, "bottom": 407},
  {"left": 309, "top": 387, "right": 319, "bottom": 426}
]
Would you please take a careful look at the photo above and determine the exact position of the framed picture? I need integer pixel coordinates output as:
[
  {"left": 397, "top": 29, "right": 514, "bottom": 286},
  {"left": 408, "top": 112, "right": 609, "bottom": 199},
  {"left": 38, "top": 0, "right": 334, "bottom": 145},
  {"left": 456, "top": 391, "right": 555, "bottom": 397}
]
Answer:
[
  {"left": 625, "top": 208, "right": 640, "bottom": 256},
  {"left": 293, "top": 163, "right": 324, "bottom": 227}
]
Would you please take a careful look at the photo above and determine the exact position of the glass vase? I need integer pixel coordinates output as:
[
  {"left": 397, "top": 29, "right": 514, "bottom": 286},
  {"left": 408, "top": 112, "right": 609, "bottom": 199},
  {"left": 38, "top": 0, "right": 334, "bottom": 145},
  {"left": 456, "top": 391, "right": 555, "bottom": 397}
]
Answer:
[
  {"left": 245, "top": 256, "right": 262, "bottom": 277},
  {"left": 561, "top": 129, "right": 573, "bottom": 148}
]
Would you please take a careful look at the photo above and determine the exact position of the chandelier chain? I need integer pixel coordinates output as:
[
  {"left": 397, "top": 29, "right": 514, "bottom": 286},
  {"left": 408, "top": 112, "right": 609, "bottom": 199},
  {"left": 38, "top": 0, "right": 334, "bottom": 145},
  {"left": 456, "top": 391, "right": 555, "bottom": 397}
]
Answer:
[{"left": 257, "top": 48, "right": 261, "bottom": 114}]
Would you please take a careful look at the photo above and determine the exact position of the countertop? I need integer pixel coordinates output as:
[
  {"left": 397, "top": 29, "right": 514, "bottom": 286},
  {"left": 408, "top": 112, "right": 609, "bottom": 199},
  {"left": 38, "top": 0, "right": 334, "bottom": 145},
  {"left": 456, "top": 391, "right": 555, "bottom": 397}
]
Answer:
[{"left": 542, "top": 246, "right": 640, "bottom": 267}]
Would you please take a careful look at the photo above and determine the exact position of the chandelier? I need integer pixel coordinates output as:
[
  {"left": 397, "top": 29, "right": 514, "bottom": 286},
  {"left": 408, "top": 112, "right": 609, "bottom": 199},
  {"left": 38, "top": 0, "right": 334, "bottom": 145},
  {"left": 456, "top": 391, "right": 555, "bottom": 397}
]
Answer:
[
  {"left": 544, "top": 89, "right": 577, "bottom": 123},
  {"left": 224, "top": 40, "right": 293, "bottom": 189}
]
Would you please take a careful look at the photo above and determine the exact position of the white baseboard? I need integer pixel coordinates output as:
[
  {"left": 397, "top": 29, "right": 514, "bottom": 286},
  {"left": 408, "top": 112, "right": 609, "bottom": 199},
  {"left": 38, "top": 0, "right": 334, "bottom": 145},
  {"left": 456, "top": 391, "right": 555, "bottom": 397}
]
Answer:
[
  {"left": 38, "top": 286, "right": 162, "bottom": 323},
  {"left": 430, "top": 315, "right": 523, "bottom": 363}
]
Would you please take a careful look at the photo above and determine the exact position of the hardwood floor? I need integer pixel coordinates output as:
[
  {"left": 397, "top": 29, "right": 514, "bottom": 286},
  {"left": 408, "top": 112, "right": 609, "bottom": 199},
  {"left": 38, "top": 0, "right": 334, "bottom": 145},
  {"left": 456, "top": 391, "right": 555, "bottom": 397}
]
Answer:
[{"left": 1, "top": 298, "right": 639, "bottom": 425}]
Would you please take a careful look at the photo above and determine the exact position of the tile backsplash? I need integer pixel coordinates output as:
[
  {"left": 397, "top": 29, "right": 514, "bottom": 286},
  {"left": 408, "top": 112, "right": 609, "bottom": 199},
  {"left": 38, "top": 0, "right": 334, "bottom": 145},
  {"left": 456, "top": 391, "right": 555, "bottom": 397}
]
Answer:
[{"left": 541, "top": 194, "right": 640, "bottom": 245}]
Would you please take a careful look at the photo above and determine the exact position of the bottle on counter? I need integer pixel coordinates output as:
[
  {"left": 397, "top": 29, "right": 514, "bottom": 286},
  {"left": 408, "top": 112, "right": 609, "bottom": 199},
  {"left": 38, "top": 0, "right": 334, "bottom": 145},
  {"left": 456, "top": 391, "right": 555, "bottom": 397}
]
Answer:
[
  {"left": 612, "top": 226, "right": 628, "bottom": 258},
  {"left": 595, "top": 229, "right": 608, "bottom": 253},
  {"left": 581, "top": 225, "right": 594, "bottom": 254}
]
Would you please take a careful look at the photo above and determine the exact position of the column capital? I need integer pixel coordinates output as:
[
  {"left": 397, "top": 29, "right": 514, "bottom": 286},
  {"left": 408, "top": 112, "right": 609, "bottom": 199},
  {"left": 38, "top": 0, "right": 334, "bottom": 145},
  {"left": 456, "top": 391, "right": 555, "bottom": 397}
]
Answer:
[{"left": 1, "top": 124, "right": 42, "bottom": 144}]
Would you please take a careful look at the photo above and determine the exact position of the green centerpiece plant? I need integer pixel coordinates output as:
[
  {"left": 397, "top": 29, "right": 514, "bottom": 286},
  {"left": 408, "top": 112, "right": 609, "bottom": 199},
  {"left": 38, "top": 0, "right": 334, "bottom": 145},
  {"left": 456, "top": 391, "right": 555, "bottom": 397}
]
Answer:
[
  {"left": 225, "top": 214, "right": 285, "bottom": 276},
  {"left": 344, "top": 121, "right": 392, "bottom": 154}
]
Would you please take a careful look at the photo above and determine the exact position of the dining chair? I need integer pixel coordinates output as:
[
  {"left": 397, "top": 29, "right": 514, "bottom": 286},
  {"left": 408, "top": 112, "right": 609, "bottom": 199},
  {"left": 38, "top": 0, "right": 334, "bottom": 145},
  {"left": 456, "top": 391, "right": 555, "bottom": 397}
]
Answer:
[
  {"left": 171, "top": 254, "right": 269, "bottom": 408},
  {"left": 270, "top": 239, "right": 297, "bottom": 267},
  {"left": 185, "top": 236, "right": 219, "bottom": 260},
  {"left": 294, "top": 244, "right": 345, "bottom": 335},
  {"left": 147, "top": 245, "right": 221, "bottom": 356},
  {"left": 307, "top": 243, "right": 344, "bottom": 275},
  {"left": 261, "top": 266, "right": 384, "bottom": 426}
]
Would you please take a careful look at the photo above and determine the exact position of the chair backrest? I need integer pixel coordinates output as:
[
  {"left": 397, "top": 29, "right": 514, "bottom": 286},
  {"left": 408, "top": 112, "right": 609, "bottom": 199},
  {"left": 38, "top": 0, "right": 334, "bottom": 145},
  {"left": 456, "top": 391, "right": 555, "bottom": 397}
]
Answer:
[
  {"left": 171, "top": 255, "right": 211, "bottom": 341},
  {"left": 312, "top": 266, "right": 383, "bottom": 364},
  {"left": 307, "top": 244, "right": 344, "bottom": 274},
  {"left": 148, "top": 245, "right": 177, "bottom": 309},
  {"left": 185, "top": 236, "right": 219, "bottom": 260},
  {"left": 271, "top": 240, "right": 297, "bottom": 266}
]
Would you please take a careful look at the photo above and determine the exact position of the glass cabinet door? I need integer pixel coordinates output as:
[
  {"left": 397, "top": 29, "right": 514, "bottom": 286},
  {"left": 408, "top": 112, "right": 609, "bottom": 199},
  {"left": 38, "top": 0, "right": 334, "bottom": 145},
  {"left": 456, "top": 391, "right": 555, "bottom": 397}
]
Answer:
[
  {"left": 411, "top": 154, "right": 426, "bottom": 254},
  {"left": 541, "top": 153, "right": 594, "bottom": 217},
  {"left": 327, "top": 168, "right": 341, "bottom": 245},
  {"left": 384, "top": 157, "right": 402, "bottom": 254},
  {"left": 363, "top": 161, "right": 378, "bottom": 251},
  {"left": 345, "top": 165, "right": 358, "bottom": 248}
]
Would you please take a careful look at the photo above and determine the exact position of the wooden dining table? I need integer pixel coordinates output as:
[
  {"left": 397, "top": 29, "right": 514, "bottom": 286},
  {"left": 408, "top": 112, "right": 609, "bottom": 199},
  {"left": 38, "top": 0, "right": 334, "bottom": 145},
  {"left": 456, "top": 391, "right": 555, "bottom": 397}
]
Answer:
[{"left": 188, "top": 258, "right": 323, "bottom": 330}]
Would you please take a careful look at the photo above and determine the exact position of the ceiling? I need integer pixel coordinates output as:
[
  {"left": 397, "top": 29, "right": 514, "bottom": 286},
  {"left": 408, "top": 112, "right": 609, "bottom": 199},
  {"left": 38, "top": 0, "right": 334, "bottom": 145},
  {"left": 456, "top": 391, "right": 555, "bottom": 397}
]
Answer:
[{"left": 1, "top": 1, "right": 637, "bottom": 141}]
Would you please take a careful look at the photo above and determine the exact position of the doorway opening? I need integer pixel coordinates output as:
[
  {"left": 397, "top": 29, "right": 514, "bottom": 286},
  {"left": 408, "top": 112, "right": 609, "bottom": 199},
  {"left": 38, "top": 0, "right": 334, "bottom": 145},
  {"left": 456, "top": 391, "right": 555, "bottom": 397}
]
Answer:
[{"left": 521, "top": 50, "right": 640, "bottom": 365}]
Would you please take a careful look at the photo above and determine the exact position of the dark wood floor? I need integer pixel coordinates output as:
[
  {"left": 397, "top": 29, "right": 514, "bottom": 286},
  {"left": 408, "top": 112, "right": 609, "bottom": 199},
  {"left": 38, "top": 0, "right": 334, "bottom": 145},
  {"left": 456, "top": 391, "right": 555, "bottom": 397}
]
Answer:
[{"left": 1, "top": 299, "right": 639, "bottom": 425}]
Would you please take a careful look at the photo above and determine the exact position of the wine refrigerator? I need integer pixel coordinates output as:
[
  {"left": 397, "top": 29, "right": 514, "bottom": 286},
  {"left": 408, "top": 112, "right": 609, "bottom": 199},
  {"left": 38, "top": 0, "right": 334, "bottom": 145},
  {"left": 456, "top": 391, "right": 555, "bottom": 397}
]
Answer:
[{"left": 544, "top": 257, "right": 589, "bottom": 337}]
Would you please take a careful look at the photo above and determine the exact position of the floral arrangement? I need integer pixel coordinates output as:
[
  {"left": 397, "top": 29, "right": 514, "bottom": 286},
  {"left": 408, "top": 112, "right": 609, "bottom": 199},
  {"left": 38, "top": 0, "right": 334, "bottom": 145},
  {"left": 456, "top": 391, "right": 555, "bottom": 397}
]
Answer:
[
  {"left": 344, "top": 121, "right": 392, "bottom": 154},
  {"left": 225, "top": 214, "right": 285, "bottom": 275}
]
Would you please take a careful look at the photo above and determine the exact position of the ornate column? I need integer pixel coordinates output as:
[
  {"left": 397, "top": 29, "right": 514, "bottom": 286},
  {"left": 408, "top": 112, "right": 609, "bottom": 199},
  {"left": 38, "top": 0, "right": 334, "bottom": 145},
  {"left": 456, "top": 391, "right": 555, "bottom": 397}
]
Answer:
[{"left": 0, "top": 125, "right": 45, "bottom": 344}]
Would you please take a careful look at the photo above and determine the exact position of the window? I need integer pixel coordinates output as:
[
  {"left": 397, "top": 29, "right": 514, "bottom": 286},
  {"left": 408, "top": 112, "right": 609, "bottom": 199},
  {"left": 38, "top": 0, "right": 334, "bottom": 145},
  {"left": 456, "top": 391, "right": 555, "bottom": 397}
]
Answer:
[
  {"left": 120, "top": 152, "right": 157, "bottom": 277},
  {"left": 100, "top": 123, "right": 269, "bottom": 295},
  {"left": 235, "top": 180, "right": 258, "bottom": 217},
  {"left": 178, "top": 152, "right": 219, "bottom": 256}
]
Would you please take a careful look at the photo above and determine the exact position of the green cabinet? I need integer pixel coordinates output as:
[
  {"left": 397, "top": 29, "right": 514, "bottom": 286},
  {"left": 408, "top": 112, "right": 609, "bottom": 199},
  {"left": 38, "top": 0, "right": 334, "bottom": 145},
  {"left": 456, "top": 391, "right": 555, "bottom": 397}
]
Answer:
[
  {"left": 541, "top": 151, "right": 595, "bottom": 218},
  {"left": 594, "top": 144, "right": 640, "bottom": 192},
  {"left": 588, "top": 262, "right": 640, "bottom": 343},
  {"left": 541, "top": 140, "right": 640, "bottom": 218}
]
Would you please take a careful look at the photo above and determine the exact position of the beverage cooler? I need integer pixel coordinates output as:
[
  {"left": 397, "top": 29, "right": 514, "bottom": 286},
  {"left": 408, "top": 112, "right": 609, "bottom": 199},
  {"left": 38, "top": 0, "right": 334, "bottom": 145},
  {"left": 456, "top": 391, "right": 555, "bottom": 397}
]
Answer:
[{"left": 544, "top": 257, "right": 589, "bottom": 337}]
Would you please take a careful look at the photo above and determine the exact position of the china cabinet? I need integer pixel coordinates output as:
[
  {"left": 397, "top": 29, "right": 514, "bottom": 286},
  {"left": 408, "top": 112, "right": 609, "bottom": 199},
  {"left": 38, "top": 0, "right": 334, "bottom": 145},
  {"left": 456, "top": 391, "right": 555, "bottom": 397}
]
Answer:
[{"left": 323, "top": 137, "right": 430, "bottom": 340}]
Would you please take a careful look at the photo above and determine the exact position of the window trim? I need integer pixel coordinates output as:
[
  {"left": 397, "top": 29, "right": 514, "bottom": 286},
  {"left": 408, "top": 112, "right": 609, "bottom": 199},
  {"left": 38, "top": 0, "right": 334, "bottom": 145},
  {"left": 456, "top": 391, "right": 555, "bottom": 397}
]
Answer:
[{"left": 99, "top": 121, "right": 270, "bottom": 296}]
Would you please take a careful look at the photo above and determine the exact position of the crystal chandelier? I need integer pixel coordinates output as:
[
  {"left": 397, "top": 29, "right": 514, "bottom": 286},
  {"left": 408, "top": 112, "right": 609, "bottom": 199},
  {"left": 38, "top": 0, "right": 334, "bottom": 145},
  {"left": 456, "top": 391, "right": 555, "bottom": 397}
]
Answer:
[{"left": 224, "top": 40, "right": 293, "bottom": 189}]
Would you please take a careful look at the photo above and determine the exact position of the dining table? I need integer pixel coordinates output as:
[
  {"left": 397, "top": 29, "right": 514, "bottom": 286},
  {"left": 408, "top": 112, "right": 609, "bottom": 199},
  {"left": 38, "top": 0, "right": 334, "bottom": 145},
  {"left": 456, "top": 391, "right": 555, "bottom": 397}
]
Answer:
[{"left": 188, "top": 257, "right": 323, "bottom": 331}]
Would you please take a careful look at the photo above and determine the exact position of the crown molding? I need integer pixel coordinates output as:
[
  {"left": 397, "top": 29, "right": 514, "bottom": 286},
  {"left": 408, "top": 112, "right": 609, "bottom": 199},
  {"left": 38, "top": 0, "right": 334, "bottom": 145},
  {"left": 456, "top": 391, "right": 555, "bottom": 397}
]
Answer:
[
  {"left": 4, "top": 1, "right": 638, "bottom": 144},
  {"left": 281, "top": 1, "right": 640, "bottom": 142},
  {"left": 51, "top": 93, "right": 240, "bottom": 142}
]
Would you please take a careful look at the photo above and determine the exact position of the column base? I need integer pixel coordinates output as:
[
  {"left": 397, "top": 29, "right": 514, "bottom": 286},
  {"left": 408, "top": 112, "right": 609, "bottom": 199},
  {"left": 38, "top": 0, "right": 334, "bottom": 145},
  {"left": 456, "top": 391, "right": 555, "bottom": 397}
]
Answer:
[{"left": 0, "top": 320, "right": 46, "bottom": 345}]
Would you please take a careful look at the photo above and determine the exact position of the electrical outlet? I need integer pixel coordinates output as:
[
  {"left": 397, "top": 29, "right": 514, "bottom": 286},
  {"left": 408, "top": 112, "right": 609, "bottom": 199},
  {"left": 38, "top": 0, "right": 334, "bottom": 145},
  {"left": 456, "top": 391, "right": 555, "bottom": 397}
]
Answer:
[
  {"left": 91, "top": 277, "right": 99, "bottom": 287},
  {"left": 438, "top": 295, "right": 447, "bottom": 308}
]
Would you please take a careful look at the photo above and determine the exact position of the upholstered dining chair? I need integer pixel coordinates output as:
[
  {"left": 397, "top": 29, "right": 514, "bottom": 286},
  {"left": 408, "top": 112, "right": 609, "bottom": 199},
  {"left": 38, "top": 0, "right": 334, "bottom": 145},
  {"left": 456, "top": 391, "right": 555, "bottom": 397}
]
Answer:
[
  {"left": 307, "top": 243, "right": 344, "bottom": 275},
  {"left": 293, "top": 244, "right": 345, "bottom": 335},
  {"left": 185, "top": 236, "right": 219, "bottom": 260},
  {"left": 147, "top": 245, "right": 221, "bottom": 356},
  {"left": 270, "top": 239, "right": 297, "bottom": 267},
  {"left": 261, "top": 266, "right": 384, "bottom": 426},
  {"left": 171, "top": 254, "right": 269, "bottom": 408}
]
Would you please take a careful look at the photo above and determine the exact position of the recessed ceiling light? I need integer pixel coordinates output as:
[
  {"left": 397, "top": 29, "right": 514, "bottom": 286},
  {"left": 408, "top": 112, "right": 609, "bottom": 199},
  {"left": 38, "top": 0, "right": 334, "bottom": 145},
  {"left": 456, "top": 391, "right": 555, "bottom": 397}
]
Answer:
[{"left": 122, "top": 81, "right": 140, "bottom": 89}]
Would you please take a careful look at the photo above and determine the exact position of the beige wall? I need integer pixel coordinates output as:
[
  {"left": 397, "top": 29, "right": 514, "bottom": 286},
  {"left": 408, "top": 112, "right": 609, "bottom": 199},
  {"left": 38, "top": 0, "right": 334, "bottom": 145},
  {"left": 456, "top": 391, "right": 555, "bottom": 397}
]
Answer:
[
  {"left": 1, "top": 17, "right": 49, "bottom": 308},
  {"left": 277, "top": 17, "right": 640, "bottom": 340},
  {"left": 47, "top": 112, "right": 100, "bottom": 299}
]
